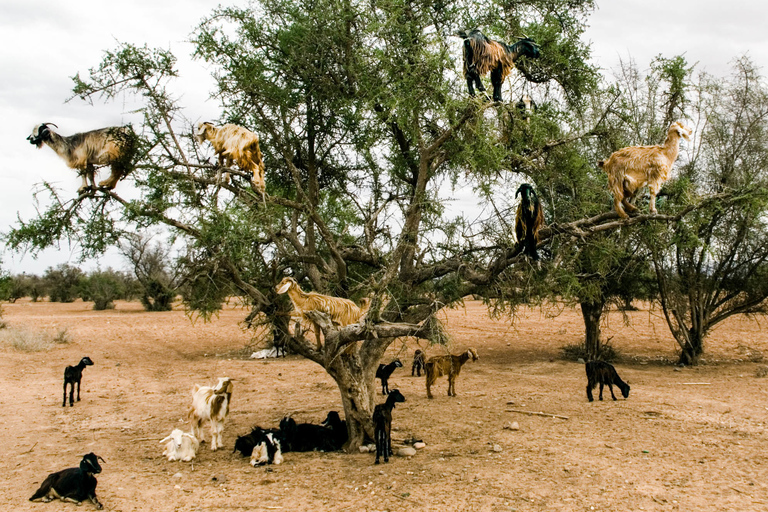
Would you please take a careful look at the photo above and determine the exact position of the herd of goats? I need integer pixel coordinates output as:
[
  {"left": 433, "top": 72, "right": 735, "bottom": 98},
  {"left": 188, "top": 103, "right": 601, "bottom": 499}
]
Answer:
[{"left": 24, "top": 29, "right": 686, "bottom": 508}]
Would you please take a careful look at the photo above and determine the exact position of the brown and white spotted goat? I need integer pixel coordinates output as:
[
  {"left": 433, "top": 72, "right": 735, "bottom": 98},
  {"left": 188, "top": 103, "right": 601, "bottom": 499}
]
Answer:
[{"left": 189, "top": 377, "right": 234, "bottom": 451}]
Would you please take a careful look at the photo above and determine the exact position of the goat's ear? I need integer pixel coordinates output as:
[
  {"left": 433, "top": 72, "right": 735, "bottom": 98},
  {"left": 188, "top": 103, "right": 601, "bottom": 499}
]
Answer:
[
  {"left": 226, "top": 381, "right": 234, "bottom": 394},
  {"left": 193, "top": 384, "right": 201, "bottom": 393},
  {"left": 277, "top": 281, "right": 292, "bottom": 294}
]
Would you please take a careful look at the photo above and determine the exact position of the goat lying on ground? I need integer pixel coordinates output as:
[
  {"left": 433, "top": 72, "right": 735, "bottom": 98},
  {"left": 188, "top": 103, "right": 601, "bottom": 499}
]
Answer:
[
  {"left": 195, "top": 122, "right": 266, "bottom": 195},
  {"left": 30, "top": 453, "right": 104, "bottom": 509},
  {"left": 321, "top": 411, "right": 348, "bottom": 451},
  {"left": 599, "top": 121, "right": 692, "bottom": 218},
  {"left": 412, "top": 349, "right": 426, "bottom": 377},
  {"left": 585, "top": 361, "right": 630, "bottom": 402},
  {"left": 425, "top": 348, "right": 479, "bottom": 399},
  {"left": 373, "top": 389, "right": 406, "bottom": 464},
  {"left": 458, "top": 29, "right": 540, "bottom": 102},
  {"left": 276, "top": 276, "right": 366, "bottom": 350},
  {"left": 278, "top": 416, "right": 340, "bottom": 452},
  {"left": 27, "top": 123, "right": 136, "bottom": 194},
  {"left": 376, "top": 359, "right": 403, "bottom": 395},
  {"left": 161, "top": 429, "right": 199, "bottom": 462},
  {"left": 189, "top": 377, "right": 233, "bottom": 451},
  {"left": 515, "top": 183, "right": 545, "bottom": 260},
  {"left": 63, "top": 356, "right": 94, "bottom": 407}
]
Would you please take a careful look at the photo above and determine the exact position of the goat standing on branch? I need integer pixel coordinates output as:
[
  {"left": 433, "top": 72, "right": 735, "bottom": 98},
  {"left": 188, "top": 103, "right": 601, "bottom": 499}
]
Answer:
[
  {"left": 599, "top": 121, "right": 692, "bottom": 218},
  {"left": 27, "top": 123, "right": 136, "bottom": 194},
  {"left": 458, "top": 29, "right": 540, "bottom": 102},
  {"left": 195, "top": 122, "right": 266, "bottom": 196},
  {"left": 425, "top": 348, "right": 478, "bottom": 399},
  {"left": 276, "top": 276, "right": 366, "bottom": 351},
  {"left": 515, "top": 183, "right": 545, "bottom": 260}
]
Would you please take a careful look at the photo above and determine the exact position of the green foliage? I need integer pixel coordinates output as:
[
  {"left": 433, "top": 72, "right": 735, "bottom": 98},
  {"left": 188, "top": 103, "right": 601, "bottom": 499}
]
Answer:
[
  {"left": 44, "top": 264, "right": 84, "bottom": 303},
  {"left": 80, "top": 269, "right": 128, "bottom": 310}
]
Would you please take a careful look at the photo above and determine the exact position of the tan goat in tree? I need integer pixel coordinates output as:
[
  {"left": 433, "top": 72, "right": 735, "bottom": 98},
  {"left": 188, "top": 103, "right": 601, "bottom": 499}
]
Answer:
[
  {"left": 195, "top": 122, "right": 266, "bottom": 196},
  {"left": 276, "top": 276, "right": 366, "bottom": 350},
  {"left": 599, "top": 121, "right": 692, "bottom": 218},
  {"left": 27, "top": 123, "right": 136, "bottom": 194},
  {"left": 425, "top": 348, "right": 478, "bottom": 399}
]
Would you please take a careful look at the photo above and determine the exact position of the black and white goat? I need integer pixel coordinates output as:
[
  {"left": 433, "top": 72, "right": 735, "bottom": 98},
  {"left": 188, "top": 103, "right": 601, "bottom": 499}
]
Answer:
[
  {"left": 27, "top": 123, "right": 136, "bottom": 194},
  {"left": 585, "top": 361, "right": 630, "bottom": 402},
  {"left": 63, "top": 356, "right": 94, "bottom": 407},
  {"left": 376, "top": 359, "right": 403, "bottom": 395},
  {"left": 234, "top": 427, "right": 284, "bottom": 466},
  {"left": 411, "top": 349, "right": 426, "bottom": 377},
  {"left": 373, "top": 389, "right": 406, "bottom": 464},
  {"left": 29, "top": 453, "right": 104, "bottom": 509},
  {"left": 321, "top": 411, "right": 348, "bottom": 451}
]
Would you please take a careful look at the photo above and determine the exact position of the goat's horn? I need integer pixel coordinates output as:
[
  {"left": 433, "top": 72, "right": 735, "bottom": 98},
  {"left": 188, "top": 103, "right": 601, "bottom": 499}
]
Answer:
[
  {"left": 97, "top": 456, "right": 106, "bottom": 463},
  {"left": 42, "top": 122, "right": 58, "bottom": 129}
]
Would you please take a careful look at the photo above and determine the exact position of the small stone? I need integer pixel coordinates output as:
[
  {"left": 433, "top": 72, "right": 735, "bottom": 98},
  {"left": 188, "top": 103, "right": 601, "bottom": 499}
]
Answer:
[
  {"left": 577, "top": 358, "right": 585, "bottom": 364},
  {"left": 359, "top": 445, "right": 370, "bottom": 453},
  {"left": 397, "top": 447, "right": 417, "bottom": 457},
  {"left": 503, "top": 422, "right": 520, "bottom": 431},
  {"left": 173, "top": 472, "right": 184, "bottom": 479},
  {"left": 492, "top": 444, "right": 503, "bottom": 453},
  {"left": 413, "top": 442, "right": 426, "bottom": 449},
  {"left": 212, "top": 474, "right": 228, "bottom": 484}
]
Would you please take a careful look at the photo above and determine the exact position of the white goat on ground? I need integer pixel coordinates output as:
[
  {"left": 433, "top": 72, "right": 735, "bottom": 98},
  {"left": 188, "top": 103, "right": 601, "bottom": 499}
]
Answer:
[
  {"left": 27, "top": 123, "right": 136, "bottom": 194},
  {"left": 599, "top": 121, "right": 692, "bottom": 218},
  {"left": 161, "top": 428, "right": 200, "bottom": 462},
  {"left": 195, "top": 122, "right": 266, "bottom": 196},
  {"left": 276, "top": 276, "right": 366, "bottom": 350},
  {"left": 188, "top": 377, "right": 233, "bottom": 451}
]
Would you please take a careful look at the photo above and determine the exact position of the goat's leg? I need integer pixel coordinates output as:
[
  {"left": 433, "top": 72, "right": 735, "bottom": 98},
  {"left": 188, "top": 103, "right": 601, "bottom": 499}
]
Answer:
[
  {"left": 608, "top": 383, "right": 617, "bottom": 401},
  {"left": 313, "top": 323, "right": 323, "bottom": 351},
  {"left": 466, "top": 75, "right": 476, "bottom": 97},
  {"left": 426, "top": 373, "right": 434, "bottom": 399},
  {"left": 99, "top": 166, "right": 122, "bottom": 190},
  {"left": 87, "top": 164, "right": 97, "bottom": 191},
  {"left": 490, "top": 66, "right": 504, "bottom": 102},
  {"left": 613, "top": 195, "right": 629, "bottom": 219},
  {"left": 69, "top": 382, "right": 75, "bottom": 407},
  {"left": 63, "top": 381, "right": 68, "bottom": 407},
  {"left": 89, "top": 494, "right": 103, "bottom": 510},
  {"left": 648, "top": 183, "right": 661, "bottom": 214},
  {"left": 586, "top": 383, "right": 594, "bottom": 402},
  {"left": 598, "top": 382, "right": 604, "bottom": 401},
  {"left": 210, "top": 422, "right": 219, "bottom": 451},
  {"left": 448, "top": 374, "right": 455, "bottom": 396},
  {"left": 77, "top": 171, "right": 91, "bottom": 194},
  {"left": 76, "top": 378, "right": 81, "bottom": 402}
]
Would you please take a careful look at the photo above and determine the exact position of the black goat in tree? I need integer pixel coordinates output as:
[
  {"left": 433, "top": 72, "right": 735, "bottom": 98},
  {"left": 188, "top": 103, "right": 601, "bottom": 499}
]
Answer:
[
  {"left": 515, "top": 183, "right": 545, "bottom": 260},
  {"left": 63, "top": 356, "right": 94, "bottom": 407},
  {"left": 458, "top": 29, "right": 540, "bottom": 102}
]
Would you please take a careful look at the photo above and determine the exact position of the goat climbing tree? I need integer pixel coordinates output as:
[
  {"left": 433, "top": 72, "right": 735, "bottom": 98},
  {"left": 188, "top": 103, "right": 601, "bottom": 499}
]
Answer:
[{"left": 8, "top": 0, "right": 768, "bottom": 449}]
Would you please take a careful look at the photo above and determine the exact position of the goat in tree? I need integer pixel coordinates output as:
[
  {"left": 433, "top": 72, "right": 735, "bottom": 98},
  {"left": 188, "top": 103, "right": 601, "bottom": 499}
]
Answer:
[
  {"left": 458, "top": 29, "right": 540, "bottom": 102},
  {"left": 27, "top": 123, "right": 136, "bottom": 194},
  {"left": 599, "top": 121, "right": 692, "bottom": 218},
  {"left": 195, "top": 122, "right": 266, "bottom": 195},
  {"left": 515, "top": 183, "right": 545, "bottom": 260}
]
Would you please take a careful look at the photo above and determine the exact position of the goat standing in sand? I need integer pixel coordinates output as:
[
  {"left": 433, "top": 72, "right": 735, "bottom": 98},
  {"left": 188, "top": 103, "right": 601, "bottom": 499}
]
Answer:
[
  {"left": 425, "top": 348, "right": 478, "bottom": 399},
  {"left": 599, "top": 121, "right": 692, "bottom": 218},
  {"left": 195, "top": 122, "right": 266, "bottom": 196},
  {"left": 458, "top": 29, "right": 540, "bottom": 102},
  {"left": 276, "top": 276, "right": 365, "bottom": 350},
  {"left": 189, "top": 377, "right": 233, "bottom": 451},
  {"left": 27, "top": 123, "right": 136, "bottom": 194}
]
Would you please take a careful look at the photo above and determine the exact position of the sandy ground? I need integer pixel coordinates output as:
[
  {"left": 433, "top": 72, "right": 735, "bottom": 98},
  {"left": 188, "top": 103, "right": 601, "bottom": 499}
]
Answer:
[{"left": 1, "top": 298, "right": 768, "bottom": 512}]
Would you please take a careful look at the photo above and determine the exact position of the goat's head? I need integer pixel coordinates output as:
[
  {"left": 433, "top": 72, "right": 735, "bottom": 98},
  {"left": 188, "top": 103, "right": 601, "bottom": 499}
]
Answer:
[
  {"left": 80, "top": 356, "right": 94, "bottom": 367},
  {"left": 516, "top": 183, "right": 537, "bottom": 208},
  {"left": 195, "top": 122, "right": 216, "bottom": 144},
  {"left": 161, "top": 429, "right": 185, "bottom": 449},
  {"left": 80, "top": 453, "right": 104, "bottom": 475},
  {"left": 276, "top": 276, "right": 297, "bottom": 295},
  {"left": 27, "top": 123, "right": 57, "bottom": 148},
  {"left": 672, "top": 121, "right": 692, "bottom": 141},
  {"left": 321, "top": 411, "right": 343, "bottom": 429},
  {"left": 393, "top": 359, "right": 403, "bottom": 368},
  {"left": 509, "top": 38, "right": 540, "bottom": 61},
  {"left": 386, "top": 389, "right": 406, "bottom": 406},
  {"left": 466, "top": 348, "right": 479, "bottom": 362},
  {"left": 213, "top": 377, "right": 233, "bottom": 395}
]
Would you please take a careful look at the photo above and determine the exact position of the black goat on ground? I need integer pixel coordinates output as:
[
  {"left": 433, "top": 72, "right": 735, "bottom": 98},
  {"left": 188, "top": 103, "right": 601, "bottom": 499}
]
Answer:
[
  {"left": 63, "top": 356, "right": 94, "bottom": 407},
  {"left": 585, "top": 361, "right": 630, "bottom": 402},
  {"left": 321, "top": 411, "right": 348, "bottom": 451},
  {"left": 412, "top": 349, "right": 426, "bottom": 377},
  {"left": 515, "top": 184, "right": 545, "bottom": 260},
  {"left": 373, "top": 389, "right": 406, "bottom": 464},
  {"left": 30, "top": 453, "right": 104, "bottom": 509},
  {"left": 458, "top": 29, "right": 540, "bottom": 102},
  {"left": 278, "top": 416, "right": 339, "bottom": 452},
  {"left": 376, "top": 359, "right": 403, "bottom": 395}
]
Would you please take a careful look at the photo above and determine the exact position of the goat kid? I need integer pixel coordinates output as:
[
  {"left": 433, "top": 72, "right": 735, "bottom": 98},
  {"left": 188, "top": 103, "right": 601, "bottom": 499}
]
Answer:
[
  {"left": 515, "top": 183, "right": 545, "bottom": 260},
  {"left": 599, "top": 121, "right": 692, "bottom": 218},
  {"left": 425, "top": 348, "right": 479, "bottom": 399},
  {"left": 458, "top": 29, "right": 540, "bottom": 102},
  {"left": 161, "top": 429, "right": 200, "bottom": 462},
  {"left": 376, "top": 359, "right": 403, "bottom": 395},
  {"left": 28, "top": 123, "right": 136, "bottom": 194},
  {"left": 189, "top": 377, "right": 233, "bottom": 451},
  {"left": 585, "top": 361, "right": 630, "bottom": 402},
  {"left": 373, "top": 389, "right": 406, "bottom": 464},
  {"left": 30, "top": 453, "right": 105, "bottom": 509},
  {"left": 63, "top": 356, "right": 94, "bottom": 407},
  {"left": 412, "top": 349, "right": 426, "bottom": 377},
  {"left": 195, "top": 122, "right": 266, "bottom": 195}
]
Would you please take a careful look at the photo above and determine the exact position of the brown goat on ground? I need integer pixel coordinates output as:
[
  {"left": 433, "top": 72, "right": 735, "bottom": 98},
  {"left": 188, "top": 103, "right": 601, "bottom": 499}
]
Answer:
[
  {"left": 425, "top": 348, "right": 478, "bottom": 399},
  {"left": 27, "top": 123, "right": 136, "bottom": 194},
  {"left": 195, "top": 122, "right": 266, "bottom": 196},
  {"left": 458, "top": 29, "right": 540, "bottom": 102},
  {"left": 599, "top": 121, "right": 692, "bottom": 218},
  {"left": 276, "top": 276, "right": 365, "bottom": 350}
]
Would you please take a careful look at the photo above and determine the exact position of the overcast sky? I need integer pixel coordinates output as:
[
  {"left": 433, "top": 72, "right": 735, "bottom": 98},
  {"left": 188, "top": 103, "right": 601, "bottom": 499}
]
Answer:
[{"left": 1, "top": 0, "right": 766, "bottom": 275}]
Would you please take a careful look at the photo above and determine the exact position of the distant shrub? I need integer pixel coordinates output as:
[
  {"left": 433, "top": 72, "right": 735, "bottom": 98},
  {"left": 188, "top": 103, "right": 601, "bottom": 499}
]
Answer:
[{"left": 0, "top": 326, "right": 56, "bottom": 352}]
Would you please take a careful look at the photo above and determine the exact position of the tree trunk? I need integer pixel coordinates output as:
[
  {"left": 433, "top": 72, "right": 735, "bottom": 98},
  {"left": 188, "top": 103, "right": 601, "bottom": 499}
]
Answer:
[
  {"left": 580, "top": 299, "right": 605, "bottom": 360},
  {"left": 678, "top": 327, "right": 704, "bottom": 365},
  {"left": 325, "top": 353, "right": 377, "bottom": 451}
]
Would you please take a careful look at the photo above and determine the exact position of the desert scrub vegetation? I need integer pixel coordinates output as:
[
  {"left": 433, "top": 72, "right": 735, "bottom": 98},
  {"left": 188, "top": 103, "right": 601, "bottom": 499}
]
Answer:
[{"left": 0, "top": 325, "right": 70, "bottom": 352}]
